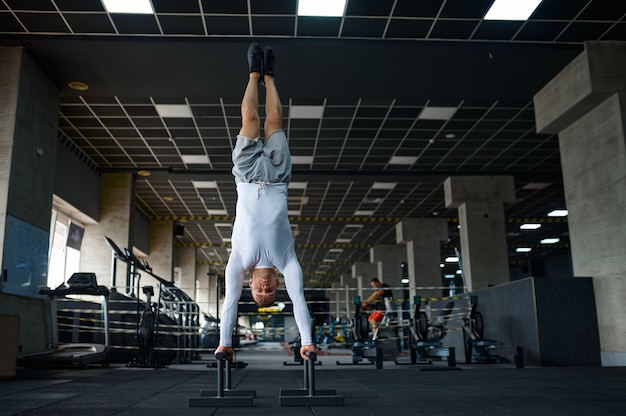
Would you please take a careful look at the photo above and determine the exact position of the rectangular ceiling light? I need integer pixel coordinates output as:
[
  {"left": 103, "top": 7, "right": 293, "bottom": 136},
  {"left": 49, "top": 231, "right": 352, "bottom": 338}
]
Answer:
[
  {"left": 540, "top": 238, "right": 560, "bottom": 244},
  {"left": 291, "top": 155, "right": 314, "bottom": 165},
  {"left": 389, "top": 156, "right": 417, "bottom": 165},
  {"left": 371, "top": 182, "right": 397, "bottom": 190},
  {"left": 445, "top": 256, "right": 459, "bottom": 263},
  {"left": 297, "top": 0, "right": 346, "bottom": 17},
  {"left": 208, "top": 209, "right": 227, "bottom": 216},
  {"left": 354, "top": 210, "right": 375, "bottom": 217},
  {"left": 548, "top": 209, "right": 568, "bottom": 217},
  {"left": 192, "top": 180, "right": 218, "bottom": 189},
  {"left": 419, "top": 106, "right": 458, "bottom": 120},
  {"left": 336, "top": 224, "right": 363, "bottom": 243},
  {"left": 484, "top": 0, "right": 542, "bottom": 21},
  {"left": 520, "top": 223, "right": 542, "bottom": 230},
  {"left": 289, "top": 105, "right": 325, "bottom": 119},
  {"left": 102, "top": 0, "right": 154, "bottom": 14},
  {"left": 181, "top": 155, "right": 210, "bottom": 164},
  {"left": 288, "top": 182, "right": 308, "bottom": 189},
  {"left": 516, "top": 247, "right": 532, "bottom": 253},
  {"left": 215, "top": 223, "right": 233, "bottom": 242},
  {"left": 155, "top": 104, "right": 193, "bottom": 118}
]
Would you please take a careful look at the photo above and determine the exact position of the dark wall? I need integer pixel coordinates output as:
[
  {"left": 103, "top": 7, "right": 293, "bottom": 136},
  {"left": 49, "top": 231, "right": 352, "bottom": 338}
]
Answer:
[
  {"left": 445, "top": 276, "right": 600, "bottom": 366},
  {"left": 54, "top": 133, "right": 101, "bottom": 221}
]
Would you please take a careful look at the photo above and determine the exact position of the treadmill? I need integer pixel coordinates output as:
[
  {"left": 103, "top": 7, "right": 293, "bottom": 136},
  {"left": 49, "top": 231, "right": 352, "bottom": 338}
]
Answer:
[{"left": 22, "top": 272, "right": 110, "bottom": 367}]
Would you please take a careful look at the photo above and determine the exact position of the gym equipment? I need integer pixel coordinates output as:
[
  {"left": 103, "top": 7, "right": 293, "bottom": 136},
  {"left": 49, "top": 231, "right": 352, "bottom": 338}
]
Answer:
[
  {"left": 462, "top": 296, "right": 503, "bottom": 363},
  {"left": 104, "top": 236, "right": 201, "bottom": 364},
  {"left": 453, "top": 248, "right": 504, "bottom": 364},
  {"left": 23, "top": 272, "right": 110, "bottom": 367},
  {"left": 188, "top": 352, "right": 255, "bottom": 407},
  {"left": 127, "top": 286, "right": 166, "bottom": 368},
  {"left": 280, "top": 351, "right": 344, "bottom": 406},
  {"left": 406, "top": 296, "right": 456, "bottom": 364},
  {"left": 339, "top": 296, "right": 397, "bottom": 366}
]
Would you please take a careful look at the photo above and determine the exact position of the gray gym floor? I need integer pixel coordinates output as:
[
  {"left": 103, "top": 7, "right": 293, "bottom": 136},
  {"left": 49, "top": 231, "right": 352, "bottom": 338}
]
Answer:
[{"left": 2, "top": 343, "right": 625, "bottom": 415}]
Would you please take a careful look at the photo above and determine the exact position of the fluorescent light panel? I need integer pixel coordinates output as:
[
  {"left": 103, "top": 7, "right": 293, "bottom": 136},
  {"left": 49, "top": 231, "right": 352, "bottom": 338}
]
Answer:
[
  {"left": 418, "top": 106, "right": 458, "bottom": 120},
  {"left": 484, "top": 0, "right": 542, "bottom": 21},
  {"left": 445, "top": 256, "right": 459, "bottom": 263},
  {"left": 354, "top": 210, "right": 375, "bottom": 216},
  {"left": 520, "top": 223, "right": 542, "bottom": 230},
  {"left": 548, "top": 209, "right": 568, "bottom": 217},
  {"left": 102, "top": 0, "right": 154, "bottom": 14},
  {"left": 289, "top": 105, "right": 324, "bottom": 119},
  {"left": 192, "top": 180, "right": 217, "bottom": 189},
  {"left": 297, "top": 0, "right": 346, "bottom": 17},
  {"left": 291, "top": 156, "right": 314, "bottom": 165},
  {"left": 181, "top": 155, "right": 209, "bottom": 164},
  {"left": 540, "top": 238, "right": 560, "bottom": 244},
  {"left": 371, "top": 182, "right": 397, "bottom": 190},
  {"left": 389, "top": 156, "right": 417, "bottom": 165},
  {"left": 516, "top": 247, "right": 532, "bottom": 253},
  {"left": 288, "top": 182, "right": 308, "bottom": 189},
  {"left": 155, "top": 104, "right": 193, "bottom": 118}
]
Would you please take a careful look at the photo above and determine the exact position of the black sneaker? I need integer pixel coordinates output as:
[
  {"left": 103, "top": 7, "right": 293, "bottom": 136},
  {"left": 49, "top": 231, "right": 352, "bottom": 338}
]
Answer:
[
  {"left": 262, "top": 46, "right": 275, "bottom": 78},
  {"left": 247, "top": 42, "right": 263, "bottom": 74}
]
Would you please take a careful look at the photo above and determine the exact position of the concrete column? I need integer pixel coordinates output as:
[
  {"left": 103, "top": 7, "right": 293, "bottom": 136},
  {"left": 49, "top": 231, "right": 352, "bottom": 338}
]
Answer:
[
  {"left": 149, "top": 220, "right": 175, "bottom": 281},
  {"left": 351, "top": 261, "right": 378, "bottom": 299},
  {"left": 370, "top": 244, "right": 407, "bottom": 291},
  {"left": 0, "top": 46, "right": 59, "bottom": 353},
  {"left": 340, "top": 273, "right": 359, "bottom": 321},
  {"left": 81, "top": 173, "right": 135, "bottom": 290},
  {"left": 396, "top": 218, "right": 449, "bottom": 300},
  {"left": 195, "top": 263, "right": 212, "bottom": 316},
  {"left": 444, "top": 176, "right": 516, "bottom": 291},
  {"left": 177, "top": 245, "right": 196, "bottom": 298},
  {"left": 534, "top": 41, "right": 626, "bottom": 366}
]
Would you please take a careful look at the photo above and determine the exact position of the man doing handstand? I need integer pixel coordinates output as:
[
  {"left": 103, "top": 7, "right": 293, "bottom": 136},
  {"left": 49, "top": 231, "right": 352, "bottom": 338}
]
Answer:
[{"left": 215, "top": 43, "right": 316, "bottom": 361}]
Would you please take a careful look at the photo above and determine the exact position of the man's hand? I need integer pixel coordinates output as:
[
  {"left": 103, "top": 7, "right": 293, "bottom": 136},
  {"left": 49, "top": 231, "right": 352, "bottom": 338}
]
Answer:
[
  {"left": 300, "top": 344, "right": 319, "bottom": 360},
  {"left": 215, "top": 345, "right": 234, "bottom": 361}
]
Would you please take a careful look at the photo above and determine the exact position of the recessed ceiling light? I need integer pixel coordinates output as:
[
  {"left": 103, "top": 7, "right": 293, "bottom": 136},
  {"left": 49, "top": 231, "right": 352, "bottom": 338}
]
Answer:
[
  {"left": 68, "top": 81, "right": 89, "bottom": 91},
  {"left": 445, "top": 256, "right": 459, "bottom": 263},
  {"left": 371, "top": 182, "right": 397, "bottom": 190},
  {"left": 389, "top": 156, "right": 418, "bottom": 165},
  {"left": 520, "top": 223, "right": 541, "bottom": 230},
  {"left": 181, "top": 155, "right": 210, "bottom": 164},
  {"left": 162, "top": 196, "right": 173, "bottom": 201},
  {"left": 484, "top": 0, "right": 542, "bottom": 21},
  {"left": 444, "top": 133, "right": 456, "bottom": 139},
  {"left": 137, "top": 170, "right": 151, "bottom": 177},
  {"left": 291, "top": 156, "right": 314, "bottom": 164},
  {"left": 516, "top": 247, "right": 532, "bottom": 253},
  {"left": 155, "top": 104, "right": 193, "bottom": 118},
  {"left": 297, "top": 0, "right": 346, "bottom": 17},
  {"left": 192, "top": 180, "right": 218, "bottom": 189},
  {"left": 102, "top": 0, "right": 154, "bottom": 14},
  {"left": 548, "top": 209, "right": 568, "bottom": 217},
  {"left": 288, "top": 182, "right": 308, "bottom": 189},
  {"left": 444, "top": 274, "right": 455, "bottom": 279},
  {"left": 418, "top": 106, "right": 458, "bottom": 120},
  {"left": 289, "top": 105, "right": 324, "bottom": 119},
  {"left": 540, "top": 238, "right": 560, "bottom": 244}
]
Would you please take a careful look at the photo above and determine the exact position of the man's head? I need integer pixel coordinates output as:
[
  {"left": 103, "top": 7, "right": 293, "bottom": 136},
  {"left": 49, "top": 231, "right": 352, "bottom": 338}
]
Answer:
[
  {"left": 370, "top": 278, "right": 382, "bottom": 289},
  {"left": 249, "top": 268, "right": 279, "bottom": 306}
]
